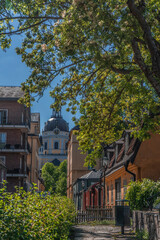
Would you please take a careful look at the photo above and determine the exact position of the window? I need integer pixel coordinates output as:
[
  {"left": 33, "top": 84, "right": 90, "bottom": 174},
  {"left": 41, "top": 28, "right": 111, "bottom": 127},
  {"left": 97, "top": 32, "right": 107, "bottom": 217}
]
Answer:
[
  {"left": 54, "top": 142, "right": 59, "bottom": 149},
  {"left": 123, "top": 179, "right": 127, "bottom": 199},
  {"left": 107, "top": 186, "right": 110, "bottom": 204},
  {"left": 0, "top": 156, "right": 6, "bottom": 165},
  {"left": 20, "top": 158, "right": 22, "bottom": 169},
  {"left": 65, "top": 142, "right": 68, "bottom": 150},
  {"left": 0, "top": 133, "right": 6, "bottom": 148},
  {"left": 44, "top": 142, "right": 47, "bottom": 150},
  {"left": 22, "top": 112, "right": 24, "bottom": 123},
  {"left": 115, "top": 178, "right": 121, "bottom": 202},
  {"left": 111, "top": 184, "right": 113, "bottom": 204},
  {"left": 1, "top": 169, "right": 4, "bottom": 182},
  {"left": 24, "top": 160, "right": 26, "bottom": 172},
  {"left": 0, "top": 110, "right": 7, "bottom": 124}
]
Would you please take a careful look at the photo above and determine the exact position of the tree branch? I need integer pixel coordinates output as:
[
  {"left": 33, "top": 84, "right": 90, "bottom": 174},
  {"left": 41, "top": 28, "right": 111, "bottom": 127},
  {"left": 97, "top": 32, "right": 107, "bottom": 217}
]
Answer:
[
  {"left": 0, "top": 16, "right": 63, "bottom": 21},
  {"left": 127, "top": 0, "right": 160, "bottom": 78},
  {"left": 132, "top": 37, "right": 160, "bottom": 96},
  {"left": 0, "top": 19, "right": 47, "bottom": 35},
  {"left": 111, "top": 66, "right": 136, "bottom": 75}
]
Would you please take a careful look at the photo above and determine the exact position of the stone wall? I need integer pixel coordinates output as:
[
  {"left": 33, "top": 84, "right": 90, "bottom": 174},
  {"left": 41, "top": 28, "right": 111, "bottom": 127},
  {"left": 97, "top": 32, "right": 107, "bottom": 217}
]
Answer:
[{"left": 133, "top": 210, "right": 160, "bottom": 240}]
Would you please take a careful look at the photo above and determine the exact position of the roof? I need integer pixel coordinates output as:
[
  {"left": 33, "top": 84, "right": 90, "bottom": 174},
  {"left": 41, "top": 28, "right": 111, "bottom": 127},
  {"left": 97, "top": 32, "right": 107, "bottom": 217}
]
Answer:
[
  {"left": 0, "top": 86, "right": 24, "bottom": 99},
  {"left": 104, "top": 131, "right": 141, "bottom": 176},
  {"left": 31, "top": 113, "right": 40, "bottom": 122},
  {"left": 79, "top": 169, "right": 102, "bottom": 180},
  {"left": 44, "top": 117, "right": 69, "bottom": 132},
  {"left": 71, "top": 125, "right": 80, "bottom": 131}
]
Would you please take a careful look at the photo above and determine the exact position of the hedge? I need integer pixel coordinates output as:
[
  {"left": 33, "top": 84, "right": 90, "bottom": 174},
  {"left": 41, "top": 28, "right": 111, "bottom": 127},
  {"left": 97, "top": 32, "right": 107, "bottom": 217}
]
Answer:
[{"left": 0, "top": 184, "right": 76, "bottom": 240}]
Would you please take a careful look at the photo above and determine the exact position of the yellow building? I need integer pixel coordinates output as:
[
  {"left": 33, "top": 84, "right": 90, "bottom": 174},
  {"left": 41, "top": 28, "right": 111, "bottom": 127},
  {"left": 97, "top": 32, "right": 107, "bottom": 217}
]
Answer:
[
  {"left": 39, "top": 108, "right": 69, "bottom": 169},
  {"left": 67, "top": 126, "right": 101, "bottom": 199}
]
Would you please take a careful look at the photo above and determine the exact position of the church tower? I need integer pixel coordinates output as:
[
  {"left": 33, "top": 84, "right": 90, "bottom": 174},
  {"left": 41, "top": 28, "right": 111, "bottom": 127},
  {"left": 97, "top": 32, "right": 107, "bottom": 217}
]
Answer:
[{"left": 38, "top": 107, "right": 69, "bottom": 169}]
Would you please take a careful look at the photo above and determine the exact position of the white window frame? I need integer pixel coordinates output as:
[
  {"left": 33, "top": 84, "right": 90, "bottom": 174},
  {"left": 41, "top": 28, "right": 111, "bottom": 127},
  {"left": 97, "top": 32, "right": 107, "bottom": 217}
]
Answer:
[
  {"left": 22, "top": 112, "right": 24, "bottom": 123},
  {"left": 0, "top": 133, "right": 7, "bottom": 148},
  {"left": 1, "top": 169, "right": 4, "bottom": 182},
  {"left": 0, "top": 109, "right": 8, "bottom": 124},
  {"left": 24, "top": 160, "right": 26, "bottom": 172},
  {"left": 20, "top": 158, "right": 22, "bottom": 169},
  {"left": 0, "top": 156, "right": 6, "bottom": 165}
]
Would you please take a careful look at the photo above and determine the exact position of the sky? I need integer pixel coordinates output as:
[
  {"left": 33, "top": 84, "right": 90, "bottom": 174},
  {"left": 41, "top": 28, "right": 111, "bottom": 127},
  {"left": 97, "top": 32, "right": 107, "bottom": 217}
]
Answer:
[{"left": 0, "top": 35, "right": 76, "bottom": 132}]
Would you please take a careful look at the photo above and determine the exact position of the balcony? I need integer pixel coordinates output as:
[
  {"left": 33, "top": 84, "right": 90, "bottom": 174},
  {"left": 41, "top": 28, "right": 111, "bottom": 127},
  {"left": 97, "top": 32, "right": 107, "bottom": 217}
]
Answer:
[
  {"left": 0, "top": 119, "right": 30, "bottom": 130},
  {"left": 6, "top": 168, "right": 28, "bottom": 177},
  {"left": 0, "top": 143, "right": 30, "bottom": 154}
]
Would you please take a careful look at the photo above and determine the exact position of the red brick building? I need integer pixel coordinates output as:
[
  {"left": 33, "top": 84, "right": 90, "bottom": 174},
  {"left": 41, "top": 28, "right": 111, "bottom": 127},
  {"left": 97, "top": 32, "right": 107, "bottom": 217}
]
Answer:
[
  {"left": 0, "top": 86, "right": 30, "bottom": 192},
  {"left": 0, "top": 156, "right": 7, "bottom": 187}
]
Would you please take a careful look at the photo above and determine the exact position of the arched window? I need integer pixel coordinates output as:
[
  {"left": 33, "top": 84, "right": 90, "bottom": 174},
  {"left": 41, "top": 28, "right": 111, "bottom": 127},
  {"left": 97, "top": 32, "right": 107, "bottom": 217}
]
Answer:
[
  {"left": 54, "top": 142, "right": 59, "bottom": 149},
  {"left": 65, "top": 142, "right": 68, "bottom": 150},
  {"left": 44, "top": 142, "right": 47, "bottom": 150}
]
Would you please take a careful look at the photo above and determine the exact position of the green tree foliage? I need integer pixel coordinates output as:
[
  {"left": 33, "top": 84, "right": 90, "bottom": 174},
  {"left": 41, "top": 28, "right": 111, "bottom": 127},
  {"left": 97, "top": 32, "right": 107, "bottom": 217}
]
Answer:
[
  {"left": 1, "top": 1, "right": 160, "bottom": 165},
  {"left": 41, "top": 160, "right": 67, "bottom": 195},
  {"left": 0, "top": 183, "right": 76, "bottom": 240},
  {"left": 136, "top": 230, "right": 149, "bottom": 240},
  {"left": 126, "top": 178, "right": 160, "bottom": 210}
]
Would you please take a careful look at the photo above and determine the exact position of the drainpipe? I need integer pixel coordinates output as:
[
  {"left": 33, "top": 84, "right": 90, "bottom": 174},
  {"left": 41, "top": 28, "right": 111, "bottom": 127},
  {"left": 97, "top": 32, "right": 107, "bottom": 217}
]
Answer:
[{"left": 124, "top": 162, "right": 136, "bottom": 181}]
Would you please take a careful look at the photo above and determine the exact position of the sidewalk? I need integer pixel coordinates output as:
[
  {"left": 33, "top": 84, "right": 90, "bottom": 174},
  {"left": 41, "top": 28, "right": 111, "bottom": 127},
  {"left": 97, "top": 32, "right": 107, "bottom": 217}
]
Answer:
[{"left": 70, "top": 225, "right": 136, "bottom": 240}]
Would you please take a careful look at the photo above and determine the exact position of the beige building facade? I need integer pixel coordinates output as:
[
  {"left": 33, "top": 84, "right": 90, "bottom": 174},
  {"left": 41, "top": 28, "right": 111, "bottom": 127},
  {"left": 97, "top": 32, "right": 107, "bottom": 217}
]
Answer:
[{"left": 67, "top": 126, "right": 101, "bottom": 199}]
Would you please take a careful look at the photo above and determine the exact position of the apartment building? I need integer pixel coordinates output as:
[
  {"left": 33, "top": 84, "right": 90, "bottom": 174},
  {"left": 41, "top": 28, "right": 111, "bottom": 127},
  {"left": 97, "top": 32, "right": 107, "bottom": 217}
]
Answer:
[
  {"left": 0, "top": 157, "right": 6, "bottom": 188},
  {"left": 0, "top": 86, "right": 30, "bottom": 192},
  {"left": 26, "top": 113, "right": 41, "bottom": 190}
]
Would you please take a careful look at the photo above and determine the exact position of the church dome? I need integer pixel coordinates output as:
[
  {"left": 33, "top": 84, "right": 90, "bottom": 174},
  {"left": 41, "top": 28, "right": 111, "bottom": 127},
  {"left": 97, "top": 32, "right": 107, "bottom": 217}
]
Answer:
[
  {"left": 44, "top": 117, "right": 69, "bottom": 132},
  {"left": 44, "top": 108, "right": 69, "bottom": 132}
]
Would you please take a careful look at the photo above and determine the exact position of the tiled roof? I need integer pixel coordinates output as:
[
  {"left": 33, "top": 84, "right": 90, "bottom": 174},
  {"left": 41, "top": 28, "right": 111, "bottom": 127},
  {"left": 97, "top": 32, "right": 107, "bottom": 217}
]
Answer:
[
  {"left": 126, "top": 138, "right": 137, "bottom": 155},
  {"left": 108, "top": 153, "right": 115, "bottom": 168},
  {"left": 116, "top": 144, "right": 125, "bottom": 163},
  {"left": 105, "top": 131, "right": 141, "bottom": 175},
  {"left": 80, "top": 169, "right": 102, "bottom": 180},
  {"left": 0, "top": 86, "right": 24, "bottom": 99}
]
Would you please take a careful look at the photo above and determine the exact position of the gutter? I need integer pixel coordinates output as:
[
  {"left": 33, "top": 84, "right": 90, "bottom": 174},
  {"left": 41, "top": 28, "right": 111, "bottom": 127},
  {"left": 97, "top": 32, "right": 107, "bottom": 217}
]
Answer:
[
  {"left": 124, "top": 161, "right": 136, "bottom": 181},
  {"left": 105, "top": 139, "right": 141, "bottom": 179}
]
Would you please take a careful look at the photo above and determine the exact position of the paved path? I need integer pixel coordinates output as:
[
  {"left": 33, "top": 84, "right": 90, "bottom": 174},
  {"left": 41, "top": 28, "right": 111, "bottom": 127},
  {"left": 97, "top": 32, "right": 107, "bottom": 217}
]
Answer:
[{"left": 70, "top": 225, "right": 135, "bottom": 240}]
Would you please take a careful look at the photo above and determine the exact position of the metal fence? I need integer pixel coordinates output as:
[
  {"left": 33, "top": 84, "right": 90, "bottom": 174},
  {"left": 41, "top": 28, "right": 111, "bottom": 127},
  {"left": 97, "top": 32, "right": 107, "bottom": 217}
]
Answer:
[{"left": 75, "top": 206, "right": 114, "bottom": 224}]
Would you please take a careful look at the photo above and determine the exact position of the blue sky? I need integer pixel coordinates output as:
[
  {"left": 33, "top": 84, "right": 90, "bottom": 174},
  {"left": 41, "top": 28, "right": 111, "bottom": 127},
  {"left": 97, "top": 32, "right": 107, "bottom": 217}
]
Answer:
[{"left": 0, "top": 35, "right": 75, "bottom": 132}]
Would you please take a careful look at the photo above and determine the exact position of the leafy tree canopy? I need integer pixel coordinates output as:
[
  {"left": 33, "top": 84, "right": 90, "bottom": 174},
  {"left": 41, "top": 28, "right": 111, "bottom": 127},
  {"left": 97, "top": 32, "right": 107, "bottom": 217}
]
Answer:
[
  {"left": 41, "top": 160, "right": 67, "bottom": 195},
  {"left": 1, "top": 0, "right": 160, "bottom": 165}
]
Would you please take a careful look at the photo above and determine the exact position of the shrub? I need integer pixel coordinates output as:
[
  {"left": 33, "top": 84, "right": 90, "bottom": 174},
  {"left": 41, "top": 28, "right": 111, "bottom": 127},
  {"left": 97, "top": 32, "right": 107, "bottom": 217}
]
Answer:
[
  {"left": 0, "top": 184, "right": 76, "bottom": 240},
  {"left": 136, "top": 230, "right": 149, "bottom": 240},
  {"left": 126, "top": 178, "right": 160, "bottom": 210}
]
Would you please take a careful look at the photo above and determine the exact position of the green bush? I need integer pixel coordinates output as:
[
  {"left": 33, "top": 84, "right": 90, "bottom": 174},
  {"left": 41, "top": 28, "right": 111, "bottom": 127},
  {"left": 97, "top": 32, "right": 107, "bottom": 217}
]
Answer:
[
  {"left": 0, "top": 184, "right": 76, "bottom": 240},
  {"left": 126, "top": 179, "right": 160, "bottom": 210},
  {"left": 136, "top": 230, "right": 149, "bottom": 240}
]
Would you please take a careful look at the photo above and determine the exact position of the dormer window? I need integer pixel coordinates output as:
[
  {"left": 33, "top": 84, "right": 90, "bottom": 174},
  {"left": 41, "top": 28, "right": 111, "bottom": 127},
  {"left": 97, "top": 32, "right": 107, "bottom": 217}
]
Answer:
[{"left": 124, "top": 131, "right": 133, "bottom": 153}]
